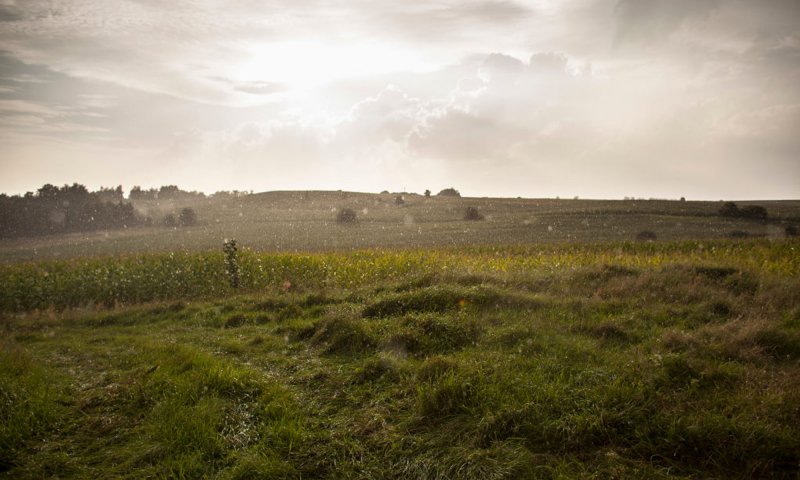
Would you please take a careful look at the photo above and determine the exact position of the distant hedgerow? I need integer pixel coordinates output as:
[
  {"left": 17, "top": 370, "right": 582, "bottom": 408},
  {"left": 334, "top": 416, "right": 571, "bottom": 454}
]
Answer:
[{"left": 719, "top": 202, "right": 768, "bottom": 220}]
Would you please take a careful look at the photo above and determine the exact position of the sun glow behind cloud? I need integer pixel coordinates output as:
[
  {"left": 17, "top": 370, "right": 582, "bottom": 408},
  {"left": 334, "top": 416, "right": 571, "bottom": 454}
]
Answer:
[
  {"left": 0, "top": 0, "right": 798, "bottom": 199},
  {"left": 234, "top": 41, "right": 430, "bottom": 91}
]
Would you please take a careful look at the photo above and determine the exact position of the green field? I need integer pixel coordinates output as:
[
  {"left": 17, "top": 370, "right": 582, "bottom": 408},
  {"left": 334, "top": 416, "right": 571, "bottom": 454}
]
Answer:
[{"left": 1, "top": 194, "right": 800, "bottom": 479}]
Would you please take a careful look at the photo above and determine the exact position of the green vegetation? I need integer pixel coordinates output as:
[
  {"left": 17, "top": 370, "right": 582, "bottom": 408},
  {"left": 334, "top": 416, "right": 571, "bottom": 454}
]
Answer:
[{"left": 1, "top": 240, "right": 799, "bottom": 478}]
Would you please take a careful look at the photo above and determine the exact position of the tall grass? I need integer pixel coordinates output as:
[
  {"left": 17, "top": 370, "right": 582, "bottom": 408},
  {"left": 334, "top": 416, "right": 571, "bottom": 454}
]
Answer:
[{"left": 1, "top": 240, "right": 797, "bottom": 312}]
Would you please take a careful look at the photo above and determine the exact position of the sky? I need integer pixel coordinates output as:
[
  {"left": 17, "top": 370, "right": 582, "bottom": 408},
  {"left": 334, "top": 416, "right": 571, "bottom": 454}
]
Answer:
[{"left": 0, "top": 0, "right": 798, "bottom": 200}]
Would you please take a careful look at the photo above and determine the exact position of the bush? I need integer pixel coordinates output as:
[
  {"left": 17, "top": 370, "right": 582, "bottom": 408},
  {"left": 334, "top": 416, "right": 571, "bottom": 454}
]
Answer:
[
  {"left": 336, "top": 208, "right": 357, "bottom": 224},
  {"left": 395, "top": 195, "right": 405, "bottom": 206},
  {"left": 719, "top": 202, "right": 767, "bottom": 220},
  {"left": 223, "top": 239, "right": 240, "bottom": 289},
  {"left": 636, "top": 230, "right": 657, "bottom": 242},
  {"left": 740, "top": 205, "right": 767, "bottom": 220},
  {"left": 719, "top": 202, "right": 740, "bottom": 218},
  {"left": 437, "top": 188, "right": 461, "bottom": 197},
  {"left": 464, "top": 206, "right": 484, "bottom": 221},
  {"left": 424, "top": 189, "right": 431, "bottom": 197},
  {"left": 179, "top": 207, "right": 197, "bottom": 227}
]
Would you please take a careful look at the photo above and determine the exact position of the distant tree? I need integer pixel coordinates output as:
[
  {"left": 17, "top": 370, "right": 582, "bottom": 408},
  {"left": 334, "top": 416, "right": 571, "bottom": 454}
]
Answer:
[
  {"left": 719, "top": 202, "right": 740, "bottom": 218},
  {"left": 680, "top": 197, "right": 686, "bottom": 202},
  {"left": 159, "top": 185, "right": 180, "bottom": 199},
  {"left": 437, "top": 188, "right": 461, "bottom": 197},
  {"left": 424, "top": 189, "right": 431, "bottom": 197},
  {"left": 0, "top": 183, "right": 143, "bottom": 238},
  {"left": 37, "top": 184, "right": 59, "bottom": 199},
  {"left": 395, "top": 195, "right": 405, "bottom": 206},
  {"left": 464, "top": 206, "right": 484, "bottom": 221},
  {"left": 380, "top": 190, "right": 389, "bottom": 195},
  {"left": 336, "top": 208, "right": 357, "bottom": 224},
  {"left": 179, "top": 207, "right": 197, "bottom": 227}
]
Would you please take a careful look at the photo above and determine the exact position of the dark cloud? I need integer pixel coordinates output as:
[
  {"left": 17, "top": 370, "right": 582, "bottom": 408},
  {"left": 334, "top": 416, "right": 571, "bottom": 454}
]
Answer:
[
  {"left": 364, "top": 1, "right": 532, "bottom": 42},
  {"left": 0, "top": 5, "right": 24, "bottom": 22},
  {"left": 614, "top": 0, "right": 718, "bottom": 45}
]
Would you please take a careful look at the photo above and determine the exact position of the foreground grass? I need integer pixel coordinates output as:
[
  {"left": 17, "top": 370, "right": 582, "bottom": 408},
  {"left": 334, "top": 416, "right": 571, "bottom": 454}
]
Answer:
[{"left": 1, "top": 241, "right": 799, "bottom": 478}]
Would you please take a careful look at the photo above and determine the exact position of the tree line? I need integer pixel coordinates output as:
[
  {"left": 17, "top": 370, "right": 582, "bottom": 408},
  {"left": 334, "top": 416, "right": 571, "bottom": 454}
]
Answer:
[{"left": 0, "top": 183, "right": 199, "bottom": 238}]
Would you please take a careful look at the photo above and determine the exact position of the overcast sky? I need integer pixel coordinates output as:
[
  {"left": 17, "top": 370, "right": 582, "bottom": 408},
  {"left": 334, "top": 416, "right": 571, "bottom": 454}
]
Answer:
[{"left": 0, "top": 0, "right": 798, "bottom": 199}]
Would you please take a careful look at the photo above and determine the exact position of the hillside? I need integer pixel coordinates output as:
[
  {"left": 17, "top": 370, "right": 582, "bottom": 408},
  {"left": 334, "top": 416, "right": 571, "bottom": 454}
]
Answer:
[{"left": 1, "top": 191, "right": 798, "bottom": 262}]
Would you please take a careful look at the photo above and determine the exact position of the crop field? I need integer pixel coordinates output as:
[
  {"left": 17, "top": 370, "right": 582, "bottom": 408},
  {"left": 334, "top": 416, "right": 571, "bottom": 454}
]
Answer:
[
  {"left": 1, "top": 237, "right": 799, "bottom": 479},
  {"left": 1, "top": 192, "right": 798, "bottom": 263}
]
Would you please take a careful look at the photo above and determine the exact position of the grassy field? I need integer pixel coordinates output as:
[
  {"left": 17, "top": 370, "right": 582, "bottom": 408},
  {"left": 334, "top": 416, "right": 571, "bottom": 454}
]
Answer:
[
  {"left": 1, "top": 191, "right": 798, "bottom": 262},
  {"left": 1, "top": 239, "right": 799, "bottom": 478}
]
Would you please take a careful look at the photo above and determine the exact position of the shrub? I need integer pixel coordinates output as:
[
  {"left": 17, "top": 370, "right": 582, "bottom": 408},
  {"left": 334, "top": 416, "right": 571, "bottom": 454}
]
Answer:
[
  {"left": 719, "top": 202, "right": 740, "bottom": 217},
  {"left": 424, "top": 189, "right": 431, "bottom": 197},
  {"left": 636, "top": 230, "right": 657, "bottom": 242},
  {"left": 740, "top": 205, "right": 767, "bottom": 220},
  {"left": 395, "top": 195, "right": 405, "bottom": 206},
  {"left": 336, "top": 208, "right": 357, "bottom": 224},
  {"left": 719, "top": 202, "right": 767, "bottom": 220},
  {"left": 223, "top": 239, "right": 240, "bottom": 289},
  {"left": 179, "top": 207, "right": 197, "bottom": 227},
  {"left": 464, "top": 206, "right": 484, "bottom": 221},
  {"left": 437, "top": 188, "right": 461, "bottom": 197}
]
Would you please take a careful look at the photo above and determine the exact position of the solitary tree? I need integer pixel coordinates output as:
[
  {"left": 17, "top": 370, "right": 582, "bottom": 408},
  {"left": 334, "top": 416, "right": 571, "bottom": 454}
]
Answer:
[
  {"left": 464, "top": 206, "right": 484, "bottom": 221},
  {"left": 336, "top": 208, "right": 357, "bottom": 224},
  {"left": 437, "top": 188, "right": 461, "bottom": 197},
  {"left": 179, "top": 207, "right": 197, "bottom": 227},
  {"left": 719, "top": 202, "right": 740, "bottom": 217}
]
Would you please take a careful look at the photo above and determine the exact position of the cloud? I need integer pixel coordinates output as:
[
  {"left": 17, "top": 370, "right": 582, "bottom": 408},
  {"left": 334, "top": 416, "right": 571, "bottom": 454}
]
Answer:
[
  {"left": 232, "top": 81, "right": 286, "bottom": 96},
  {"left": 362, "top": 1, "right": 533, "bottom": 41},
  {"left": 613, "top": 0, "right": 718, "bottom": 46},
  {"left": 0, "top": 4, "right": 23, "bottom": 22},
  {"left": 528, "top": 52, "right": 568, "bottom": 73},
  {"left": 1, "top": 1, "right": 799, "bottom": 198}
]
